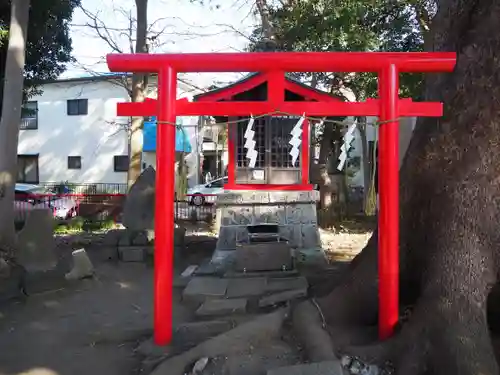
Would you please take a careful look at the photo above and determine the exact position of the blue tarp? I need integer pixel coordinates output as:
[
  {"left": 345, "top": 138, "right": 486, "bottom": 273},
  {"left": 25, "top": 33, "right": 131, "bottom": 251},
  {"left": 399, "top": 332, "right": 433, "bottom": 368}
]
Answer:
[{"left": 143, "top": 116, "right": 192, "bottom": 153}]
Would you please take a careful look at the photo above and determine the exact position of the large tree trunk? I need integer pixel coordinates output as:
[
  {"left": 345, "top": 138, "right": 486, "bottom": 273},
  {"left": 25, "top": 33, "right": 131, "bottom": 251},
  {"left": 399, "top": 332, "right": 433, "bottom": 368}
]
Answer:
[
  {"left": 0, "top": 0, "right": 30, "bottom": 250},
  {"left": 297, "top": 1, "right": 500, "bottom": 374},
  {"left": 127, "top": 0, "right": 148, "bottom": 189}
]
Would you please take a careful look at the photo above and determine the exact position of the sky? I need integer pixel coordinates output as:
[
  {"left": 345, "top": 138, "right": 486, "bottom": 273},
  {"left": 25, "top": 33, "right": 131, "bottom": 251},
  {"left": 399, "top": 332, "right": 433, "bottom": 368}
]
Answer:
[{"left": 66, "top": 0, "right": 258, "bottom": 89}]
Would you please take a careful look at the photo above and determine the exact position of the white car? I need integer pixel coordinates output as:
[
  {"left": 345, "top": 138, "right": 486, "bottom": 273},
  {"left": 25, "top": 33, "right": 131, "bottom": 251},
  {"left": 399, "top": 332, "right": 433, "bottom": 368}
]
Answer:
[
  {"left": 186, "top": 176, "right": 228, "bottom": 206},
  {"left": 14, "top": 183, "right": 78, "bottom": 223}
]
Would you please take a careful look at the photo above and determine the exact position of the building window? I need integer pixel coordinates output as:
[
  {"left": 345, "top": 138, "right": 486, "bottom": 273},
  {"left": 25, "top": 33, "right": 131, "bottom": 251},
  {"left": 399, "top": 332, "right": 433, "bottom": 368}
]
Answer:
[
  {"left": 114, "top": 155, "right": 129, "bottom": 172},
  {"left": 17, "top": 155, "right": 39, "bottom": 184},
  {"left": 67, "top": 99, "right": 88, "bottom": 116},
  {"left": 67, "top": 156, "right": 82, "bottom": 170},
  {"left": 20, "top": 101, "right": 38, "bottom": 130}
]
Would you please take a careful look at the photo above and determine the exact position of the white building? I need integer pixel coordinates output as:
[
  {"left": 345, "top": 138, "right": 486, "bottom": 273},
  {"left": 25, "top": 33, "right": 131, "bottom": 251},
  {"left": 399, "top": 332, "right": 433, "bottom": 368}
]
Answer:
[
  {"left": 18, "top": 73, "right": 416, "bottom": 191},
  {"left": 17, "top": 74, "right": 202, "bottom": 188}
]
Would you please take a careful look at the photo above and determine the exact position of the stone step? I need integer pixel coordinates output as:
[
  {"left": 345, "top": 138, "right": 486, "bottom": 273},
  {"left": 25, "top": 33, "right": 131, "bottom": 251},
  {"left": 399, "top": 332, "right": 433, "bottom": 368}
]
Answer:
[
  {"left": 196, "top": 298, "right": 247, "bottom": 317},
  {"left": 182, "top": 277, "right": 228, "bottom": 303},
  {"left": 226, "top": 277, "right": 267, "bottom": 298},
  {"left": 259, "top": 288, "right": 308, "bottom": 307},
  {"left": 265, "top": 276, "right": 308, "bottom": 293},
  {"left": 118, "top": 246, "right": 146, "bottom": 262},
  {"left": 224, "top": 269, "right": 299, "bottom": 278},
  {"left": 267, "top": 361, "right": 343, "bottom": 375}
]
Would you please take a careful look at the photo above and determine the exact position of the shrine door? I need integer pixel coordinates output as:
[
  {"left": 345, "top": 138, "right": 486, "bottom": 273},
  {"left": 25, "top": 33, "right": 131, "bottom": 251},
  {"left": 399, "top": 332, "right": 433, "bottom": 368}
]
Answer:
[{"left": 235, "top": 116, "right": 302, "bottom": 185}]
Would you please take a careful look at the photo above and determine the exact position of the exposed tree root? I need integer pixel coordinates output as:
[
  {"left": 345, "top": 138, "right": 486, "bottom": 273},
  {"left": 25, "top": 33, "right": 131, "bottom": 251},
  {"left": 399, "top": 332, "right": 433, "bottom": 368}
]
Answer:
[
  {"left": 150, "top": 309, "right": 289, "bottom": 375},
  {"left": 292, "top": 300, "right": 337, "bottom": 362},
  {"left": 336, "top": 293, "right": 499, "bottom": 375},
  {"left": 316, "top": 242, "right": 379, "bottom": 327}
]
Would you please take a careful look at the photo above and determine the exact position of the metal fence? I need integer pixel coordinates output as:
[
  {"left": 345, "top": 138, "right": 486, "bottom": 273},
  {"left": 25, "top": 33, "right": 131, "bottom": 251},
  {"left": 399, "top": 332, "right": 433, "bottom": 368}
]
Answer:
[
  {"left": 175, "top": 194, "right": 217, "bottom": 222},
  {"left": 14, "top": 191, "right": 217, "bottom": 225},
  {"left": 14, "top": 193, "right": 126, "bottom": 225},
  {"left": 39, "top": 182, "right": 128, "bottom": 195}
]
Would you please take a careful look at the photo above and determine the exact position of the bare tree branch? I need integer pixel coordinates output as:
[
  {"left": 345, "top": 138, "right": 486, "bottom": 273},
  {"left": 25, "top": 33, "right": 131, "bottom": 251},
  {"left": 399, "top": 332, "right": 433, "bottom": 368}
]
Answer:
[{"left": 79, "top": 6, "right": 124, "bottom": 53}]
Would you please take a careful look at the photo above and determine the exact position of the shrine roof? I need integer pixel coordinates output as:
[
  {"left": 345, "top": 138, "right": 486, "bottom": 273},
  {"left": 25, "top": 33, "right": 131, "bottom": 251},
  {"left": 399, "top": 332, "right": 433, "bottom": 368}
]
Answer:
[{"left": 193, "top": 72, "right": 341, "bottom": 102}]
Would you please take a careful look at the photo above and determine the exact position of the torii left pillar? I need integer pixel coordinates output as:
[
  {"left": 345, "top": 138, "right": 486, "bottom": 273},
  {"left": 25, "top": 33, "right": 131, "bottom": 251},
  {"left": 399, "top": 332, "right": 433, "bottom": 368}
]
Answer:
[{"left": 155, "top": 66, "right": 177, "bottom": 345}]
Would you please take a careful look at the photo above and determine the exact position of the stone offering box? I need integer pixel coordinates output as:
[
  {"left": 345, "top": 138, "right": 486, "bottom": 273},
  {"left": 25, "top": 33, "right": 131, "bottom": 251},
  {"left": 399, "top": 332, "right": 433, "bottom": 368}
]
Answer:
[
  {"left": 235, "top": 223, "right": 293, "bottom": 272},
  {"left": 213, "top": 190, "right": 326, "bottom": 268}
]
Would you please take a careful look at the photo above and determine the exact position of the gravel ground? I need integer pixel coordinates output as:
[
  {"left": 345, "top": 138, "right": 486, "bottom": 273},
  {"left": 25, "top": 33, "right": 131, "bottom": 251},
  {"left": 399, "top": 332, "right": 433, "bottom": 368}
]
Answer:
[{"left": 319, "top": 222, "right": 374, "bottom": 262}]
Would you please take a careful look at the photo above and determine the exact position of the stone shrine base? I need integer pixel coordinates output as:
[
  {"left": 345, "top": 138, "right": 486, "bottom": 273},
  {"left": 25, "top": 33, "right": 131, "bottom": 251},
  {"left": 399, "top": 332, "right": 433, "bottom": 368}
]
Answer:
[{"left": 211, "top": 190, "right": 327, "bottom": 271}]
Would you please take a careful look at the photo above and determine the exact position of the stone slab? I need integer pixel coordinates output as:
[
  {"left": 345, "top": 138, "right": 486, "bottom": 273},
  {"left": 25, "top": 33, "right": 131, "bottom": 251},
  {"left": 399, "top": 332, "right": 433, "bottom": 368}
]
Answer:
[
  {"left": 267, "top": 361, "right": 343, "bottom": 375},
  {"left": 173, "top": 275, "right": 191, "bottom": 288},
  {"left": 196, "top": 298, "right": 247, "bottom": 317},
  {"left": 265, "top": 277, "right": 308, "bottom": 293},
  {"left": 226, "top": 277, "right": 267, "bottom": 298},
  {"left": 132, "top": 230, "right": 152, "bottom": 246},
  {"left": 224, "top": 269, "right": 299, "bottom": 278},
  {"left": 174, "top": 320, "right": 234, "bottom": 344},
  {"left": 172, "top": 265, "right": 199, "bottom": 288},
  {"left": 183, "top": 277, "right": 228, "bottom": 303},
  {"left": 235, "top": 242, "right": 292, "bottom": 272},
  {"left": 102, "top": 229, "right": 123, "bottom": 246},
  {"left": 181, "top": 265, "right": 199, "bottom": 277},
  {"left": 259, "top": 288, "right": 307, "bottom": 307},
  {"left": 118, "top": 246, "right": 145, "bottom": 262},
  {"left": 194, "top": 261, "right": 220, "bottom": 276}
]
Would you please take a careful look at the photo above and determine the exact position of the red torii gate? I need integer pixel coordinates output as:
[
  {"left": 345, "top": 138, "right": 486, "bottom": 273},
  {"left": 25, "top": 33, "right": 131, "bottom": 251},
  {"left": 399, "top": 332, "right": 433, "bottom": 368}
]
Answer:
[{"left": 107, "top": 52, "right": 456, "bottom": 346}]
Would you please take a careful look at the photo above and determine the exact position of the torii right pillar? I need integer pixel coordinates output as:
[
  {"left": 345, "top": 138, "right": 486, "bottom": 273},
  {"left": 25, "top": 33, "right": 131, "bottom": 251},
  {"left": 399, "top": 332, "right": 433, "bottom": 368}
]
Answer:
[{"left": 378, "top": 64, "right": 400, "bottom": 339}]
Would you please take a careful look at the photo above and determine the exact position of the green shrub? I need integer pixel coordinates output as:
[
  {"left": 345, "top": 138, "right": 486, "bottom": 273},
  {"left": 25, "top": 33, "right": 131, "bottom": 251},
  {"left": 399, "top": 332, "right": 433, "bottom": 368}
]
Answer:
[{"left": 67, "top": 217, "right": 85, "bottom": 231}]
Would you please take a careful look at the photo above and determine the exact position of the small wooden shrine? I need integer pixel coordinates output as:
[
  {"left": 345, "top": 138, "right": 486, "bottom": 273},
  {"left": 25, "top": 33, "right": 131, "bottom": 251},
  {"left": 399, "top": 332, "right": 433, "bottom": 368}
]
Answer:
[{"left": 194, "top": 72, "right": 341, "bottom": 190}]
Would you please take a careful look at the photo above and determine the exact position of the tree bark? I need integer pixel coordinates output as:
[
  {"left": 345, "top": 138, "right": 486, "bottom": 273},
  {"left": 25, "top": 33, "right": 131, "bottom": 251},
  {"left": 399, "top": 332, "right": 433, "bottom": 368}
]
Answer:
[
  {"left": 297, "top": 0, "right": 500, "bottom": 373},
  {"left": 127, "top": 0, "right": 148, "bottom": 189},
  {"left": 317, "top": 122, "right": 335, "bottom": 209},
  {"left": 409, "top": 0, "right": 433, "bottom": 51},
  {"left": 357, "top": 118, "right": 371, "bottom": 211},
  {"left": 0, "top": 0, "right": 30, "bottom": 250},
  {"left": 255, "top": 0, "right": 274, "bottom": 42}
]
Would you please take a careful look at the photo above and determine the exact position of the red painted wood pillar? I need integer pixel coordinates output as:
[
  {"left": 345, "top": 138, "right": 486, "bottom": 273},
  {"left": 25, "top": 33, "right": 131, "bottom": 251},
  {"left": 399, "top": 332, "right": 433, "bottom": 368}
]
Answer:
[
  {"left": 154, "top": 66, "right": 177, "bottom": 345},
  {"left": 378, "top": 63, "right": 400, "bottom": 340},
  {"left": 301, "top": 119, "right": 310, "bottom": 185},
  {"left": 226, "top": 116, "right": 236, "bottom": 188}
]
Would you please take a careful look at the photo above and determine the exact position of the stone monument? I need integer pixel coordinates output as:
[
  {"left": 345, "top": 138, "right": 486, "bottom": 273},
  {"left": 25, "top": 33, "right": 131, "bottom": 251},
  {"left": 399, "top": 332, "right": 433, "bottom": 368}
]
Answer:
[
  {"left": 17, "top": 208, "right": 57, "bottom": 272},
  {"left": 116, "top": 166, "right": 186, "bottom": 262},
  {"left": 123, "top": 166, "right": 156, "bottom": 230}
]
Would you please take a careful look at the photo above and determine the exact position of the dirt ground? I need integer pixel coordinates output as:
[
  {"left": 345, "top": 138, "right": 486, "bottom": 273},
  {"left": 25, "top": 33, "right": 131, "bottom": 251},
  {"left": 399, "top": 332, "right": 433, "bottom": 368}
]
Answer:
[
  {"left": 0, "top": 223, "right": 373, "bottom": 375},
  {"left": 0, "top": 259, "right": 191, "bottom": 375}
]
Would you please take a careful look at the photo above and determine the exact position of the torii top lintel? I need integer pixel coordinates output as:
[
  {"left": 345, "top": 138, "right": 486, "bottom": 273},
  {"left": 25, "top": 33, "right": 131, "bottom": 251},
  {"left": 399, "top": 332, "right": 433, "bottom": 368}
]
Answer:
[
  {"left": 106, "top": 52, "right": 456, "bottom": 73},
  {"left": 110, "top": 53, "right": 456, "bottom": 118}
]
